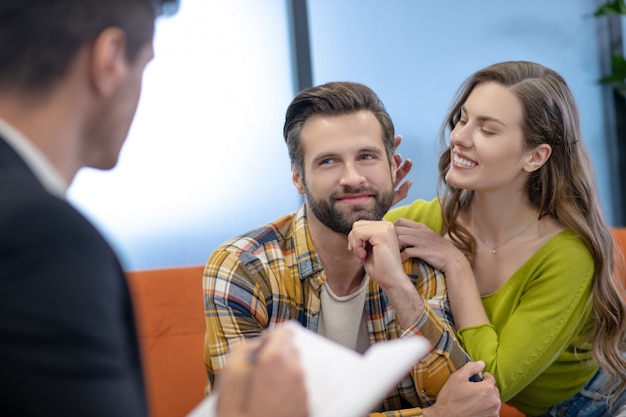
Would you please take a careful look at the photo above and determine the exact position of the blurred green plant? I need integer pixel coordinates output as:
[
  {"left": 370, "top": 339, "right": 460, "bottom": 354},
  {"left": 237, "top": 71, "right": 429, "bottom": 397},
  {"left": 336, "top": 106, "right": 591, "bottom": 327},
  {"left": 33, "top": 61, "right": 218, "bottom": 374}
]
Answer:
[{"left": 594, "top": 0, "right": 626, "bottom": 98}]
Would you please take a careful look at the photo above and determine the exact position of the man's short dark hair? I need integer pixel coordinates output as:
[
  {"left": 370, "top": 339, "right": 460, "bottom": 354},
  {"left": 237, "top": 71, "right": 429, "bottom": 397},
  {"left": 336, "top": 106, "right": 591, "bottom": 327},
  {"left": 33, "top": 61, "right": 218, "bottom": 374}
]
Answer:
[
  {"left": 0, "top": 0, "right": 180, "bottom": 92},
  {"left": 283, "top": 81, "right": 396, "bottom": 176}
]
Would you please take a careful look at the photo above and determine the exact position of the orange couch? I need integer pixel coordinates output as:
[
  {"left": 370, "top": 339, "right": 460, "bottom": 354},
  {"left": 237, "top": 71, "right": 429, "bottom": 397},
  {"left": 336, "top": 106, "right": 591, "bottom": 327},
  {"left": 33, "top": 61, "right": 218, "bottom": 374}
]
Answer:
[
  {"left": 126, "top": 228, "right": 626, "bottom": 417},
  {"left": 127, "top": 265, "right": 207, "bottom": 417}
]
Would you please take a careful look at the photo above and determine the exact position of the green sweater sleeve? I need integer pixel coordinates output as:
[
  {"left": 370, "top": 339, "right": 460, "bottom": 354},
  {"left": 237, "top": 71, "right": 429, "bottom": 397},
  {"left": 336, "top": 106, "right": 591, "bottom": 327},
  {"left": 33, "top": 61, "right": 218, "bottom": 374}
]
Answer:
[{"left": 385, "top": 199, "right": 443, "bottom": 233}]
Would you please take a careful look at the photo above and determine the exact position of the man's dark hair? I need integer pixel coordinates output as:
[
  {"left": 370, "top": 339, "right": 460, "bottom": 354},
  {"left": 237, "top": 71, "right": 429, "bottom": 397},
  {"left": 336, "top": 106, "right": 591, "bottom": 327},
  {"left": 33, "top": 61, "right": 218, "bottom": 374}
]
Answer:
[
  {"left": 0, "top": 0, "right": 180, "bottom": 92},
  {"left": 283, "top": 81, "right": 395, "bottom": 176}
]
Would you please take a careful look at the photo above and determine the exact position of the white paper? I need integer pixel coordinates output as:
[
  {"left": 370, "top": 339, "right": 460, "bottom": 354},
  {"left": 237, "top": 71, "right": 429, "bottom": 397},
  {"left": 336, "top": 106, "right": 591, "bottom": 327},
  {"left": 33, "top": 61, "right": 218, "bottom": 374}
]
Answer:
[{"left": 187, "top": 321, "right": 431, "bottom": 417}]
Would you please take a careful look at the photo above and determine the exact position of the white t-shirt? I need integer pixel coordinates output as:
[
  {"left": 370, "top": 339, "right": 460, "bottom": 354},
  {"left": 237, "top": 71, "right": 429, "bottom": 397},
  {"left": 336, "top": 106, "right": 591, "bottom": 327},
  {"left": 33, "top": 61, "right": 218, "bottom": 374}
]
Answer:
[{"left": 317, "top": 275, "right": 370, "bottom": 354}]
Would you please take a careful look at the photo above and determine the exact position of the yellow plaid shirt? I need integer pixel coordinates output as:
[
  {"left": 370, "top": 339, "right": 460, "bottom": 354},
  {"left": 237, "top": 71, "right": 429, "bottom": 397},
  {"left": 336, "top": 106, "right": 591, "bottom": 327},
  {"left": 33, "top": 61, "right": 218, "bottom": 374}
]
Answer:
[{"left": 203, "top": 204, "right": 470, "bottom": 416}]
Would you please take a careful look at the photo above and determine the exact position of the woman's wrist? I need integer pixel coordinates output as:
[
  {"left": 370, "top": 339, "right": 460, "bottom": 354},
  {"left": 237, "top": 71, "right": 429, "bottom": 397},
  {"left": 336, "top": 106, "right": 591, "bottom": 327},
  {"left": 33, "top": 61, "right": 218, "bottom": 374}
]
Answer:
[{"left": 441, "top": 253, "right": 465, "bottom": 273}]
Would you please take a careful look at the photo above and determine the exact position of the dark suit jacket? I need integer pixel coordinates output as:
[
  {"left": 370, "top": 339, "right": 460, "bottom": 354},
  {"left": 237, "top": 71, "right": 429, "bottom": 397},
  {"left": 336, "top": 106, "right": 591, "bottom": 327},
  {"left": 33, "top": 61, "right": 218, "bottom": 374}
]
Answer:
[{"left": 0, "top": 137, "right": 147, "bottom": 416}]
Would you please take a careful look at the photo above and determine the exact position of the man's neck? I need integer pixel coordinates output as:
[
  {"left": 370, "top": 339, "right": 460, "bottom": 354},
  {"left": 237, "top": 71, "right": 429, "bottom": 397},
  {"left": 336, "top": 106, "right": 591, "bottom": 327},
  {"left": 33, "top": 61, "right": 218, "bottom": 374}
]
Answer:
[
  {"left": 0, "top": 92, "right": 83, "bottom": 185},
  {"left": 0, "top": 118, "right": 69, "bottom": 197}
]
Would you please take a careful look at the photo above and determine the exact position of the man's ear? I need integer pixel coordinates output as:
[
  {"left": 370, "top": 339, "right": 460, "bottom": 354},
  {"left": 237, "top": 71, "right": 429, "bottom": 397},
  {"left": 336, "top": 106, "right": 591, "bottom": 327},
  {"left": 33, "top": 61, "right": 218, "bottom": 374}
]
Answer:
[
  {"left": 89, "top": 27, "right": 128, "bottom": 97},
  {"left": 292, "top": 166, "right": 305, "bottom": 195},
  {"left": 524, "top": 143, "right": 552, "bottom": 173}
]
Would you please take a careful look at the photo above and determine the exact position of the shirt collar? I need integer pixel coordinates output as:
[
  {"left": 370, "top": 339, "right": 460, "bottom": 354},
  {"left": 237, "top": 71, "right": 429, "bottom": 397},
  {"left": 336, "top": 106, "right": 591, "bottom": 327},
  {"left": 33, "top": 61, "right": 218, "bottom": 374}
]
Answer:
[
  {"left": 0, "top": 118, "right": 68, "bottom": 198},
  {"left": 292, "top": 204, "right": 326, "bottom": 284}
]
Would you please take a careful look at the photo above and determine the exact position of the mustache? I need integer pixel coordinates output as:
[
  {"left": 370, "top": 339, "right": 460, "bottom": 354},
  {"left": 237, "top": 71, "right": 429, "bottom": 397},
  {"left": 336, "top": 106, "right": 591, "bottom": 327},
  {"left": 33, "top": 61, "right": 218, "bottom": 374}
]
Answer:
[{"left": 332, "top": 186, "right": 376, "bottom": 199}]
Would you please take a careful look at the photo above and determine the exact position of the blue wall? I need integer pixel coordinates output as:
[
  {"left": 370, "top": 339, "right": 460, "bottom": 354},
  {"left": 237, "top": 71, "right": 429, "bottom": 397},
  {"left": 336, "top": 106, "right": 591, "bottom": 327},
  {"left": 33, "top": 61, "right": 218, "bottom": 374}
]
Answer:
[{"left": 68, "top": 0, "right": 617, "bottom": 270}]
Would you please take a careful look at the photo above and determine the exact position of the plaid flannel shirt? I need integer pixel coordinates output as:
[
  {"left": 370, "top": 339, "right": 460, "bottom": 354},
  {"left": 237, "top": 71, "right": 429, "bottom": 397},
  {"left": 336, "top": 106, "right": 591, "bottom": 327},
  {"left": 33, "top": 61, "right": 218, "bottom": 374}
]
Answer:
[{"left": 203, "top": 204, "right": 470, "bottom": 417}]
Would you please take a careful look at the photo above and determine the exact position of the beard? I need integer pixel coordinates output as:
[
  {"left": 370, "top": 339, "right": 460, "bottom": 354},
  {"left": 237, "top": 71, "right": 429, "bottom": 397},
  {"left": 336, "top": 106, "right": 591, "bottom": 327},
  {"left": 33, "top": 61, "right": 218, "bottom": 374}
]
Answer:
[{"left": 305, "top": 184, "right": 394, "bottom": 235}]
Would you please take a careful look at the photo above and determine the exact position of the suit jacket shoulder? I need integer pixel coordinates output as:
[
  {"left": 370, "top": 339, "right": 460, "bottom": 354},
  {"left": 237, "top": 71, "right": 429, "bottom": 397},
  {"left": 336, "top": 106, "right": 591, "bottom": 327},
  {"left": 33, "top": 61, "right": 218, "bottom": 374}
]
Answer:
[{"left": 0, "top": 136, "right": 148, "bottom": 416}]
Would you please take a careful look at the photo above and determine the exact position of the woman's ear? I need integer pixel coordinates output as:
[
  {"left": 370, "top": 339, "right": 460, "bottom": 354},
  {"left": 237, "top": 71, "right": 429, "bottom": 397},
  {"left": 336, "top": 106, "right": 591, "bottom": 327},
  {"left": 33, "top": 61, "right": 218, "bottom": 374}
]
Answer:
[
  {"left": 524, "top": 143, "right": 552, "bottom": 173},
  {"left": 89, "top": 27, "right": 128, "bottom": 97},
  {"left": 292, "top": 166, "right": 305, "bottom": 195}
]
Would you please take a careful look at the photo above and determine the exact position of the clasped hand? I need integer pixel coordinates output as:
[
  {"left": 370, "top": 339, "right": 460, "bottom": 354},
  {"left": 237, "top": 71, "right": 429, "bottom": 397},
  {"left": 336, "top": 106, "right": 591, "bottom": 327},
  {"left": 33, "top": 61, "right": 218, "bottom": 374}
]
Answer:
[{"left": 347, "top": 220, "right": 408, "bottom": 290}]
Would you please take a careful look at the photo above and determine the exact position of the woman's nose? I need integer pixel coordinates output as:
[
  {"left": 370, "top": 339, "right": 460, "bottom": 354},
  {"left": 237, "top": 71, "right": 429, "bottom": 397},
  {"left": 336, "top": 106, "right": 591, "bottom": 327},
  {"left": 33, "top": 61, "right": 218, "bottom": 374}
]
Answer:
[{"left": 450, "top": 122, "right": 471, "bottom": 147}]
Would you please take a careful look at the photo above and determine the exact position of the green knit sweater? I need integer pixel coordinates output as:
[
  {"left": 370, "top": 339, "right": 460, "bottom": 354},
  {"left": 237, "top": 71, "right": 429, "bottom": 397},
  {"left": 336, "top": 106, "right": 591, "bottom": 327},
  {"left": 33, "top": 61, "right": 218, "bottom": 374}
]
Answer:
[{"left": 385, "top": 199, "right": 597, "bottom": 416}]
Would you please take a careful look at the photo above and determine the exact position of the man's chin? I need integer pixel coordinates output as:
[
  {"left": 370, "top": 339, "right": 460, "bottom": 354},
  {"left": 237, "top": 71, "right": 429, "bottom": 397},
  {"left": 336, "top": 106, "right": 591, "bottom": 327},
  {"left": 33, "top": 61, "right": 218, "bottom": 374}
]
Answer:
[{"left": 346, "top": 209, "right": 384, "bottom": 223}]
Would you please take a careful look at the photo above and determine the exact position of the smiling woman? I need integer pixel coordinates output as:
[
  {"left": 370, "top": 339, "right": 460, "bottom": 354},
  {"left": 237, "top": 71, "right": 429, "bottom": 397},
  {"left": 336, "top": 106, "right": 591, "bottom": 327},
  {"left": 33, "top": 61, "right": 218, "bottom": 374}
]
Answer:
[{"left": 387, "top": 60, "right": 626, "bottom": 416}]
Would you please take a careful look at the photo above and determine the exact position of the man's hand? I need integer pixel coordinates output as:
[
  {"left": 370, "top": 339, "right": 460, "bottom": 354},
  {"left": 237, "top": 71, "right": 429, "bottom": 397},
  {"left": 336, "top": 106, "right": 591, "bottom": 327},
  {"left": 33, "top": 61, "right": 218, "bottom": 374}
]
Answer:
[
  {"left": 348, "top": 220, "right": 407, "bottom": 289},
  {"left": 423, "top": 361, "right": 501, "bottom": 417},
  {"left": 216, "top": 327, "right": 308, "bottom": 417},
  {"left": 348, "top": 219, "right": 424, "bottom": 329}
]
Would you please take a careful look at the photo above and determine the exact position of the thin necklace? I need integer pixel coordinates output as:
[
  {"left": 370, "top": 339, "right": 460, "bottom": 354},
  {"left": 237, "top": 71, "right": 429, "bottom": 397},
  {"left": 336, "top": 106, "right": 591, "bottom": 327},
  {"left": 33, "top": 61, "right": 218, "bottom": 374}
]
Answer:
[{"left": 474, "top": 218, "right": 536, "bottom": 255}]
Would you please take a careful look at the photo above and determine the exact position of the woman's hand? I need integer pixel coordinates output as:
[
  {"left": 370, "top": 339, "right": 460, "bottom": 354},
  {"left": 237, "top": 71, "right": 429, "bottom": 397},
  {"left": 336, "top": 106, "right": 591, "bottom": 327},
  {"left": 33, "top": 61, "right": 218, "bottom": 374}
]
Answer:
[
  {"left": 394, "top": 218, "right": 462, "bottom": 272},
  {"left": 392, "top": 135, "right": 413, "bottom": 206},
  {"left": 394, "top": 218, "right": 489, "bottom": 329}
]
